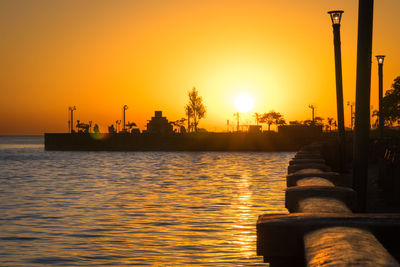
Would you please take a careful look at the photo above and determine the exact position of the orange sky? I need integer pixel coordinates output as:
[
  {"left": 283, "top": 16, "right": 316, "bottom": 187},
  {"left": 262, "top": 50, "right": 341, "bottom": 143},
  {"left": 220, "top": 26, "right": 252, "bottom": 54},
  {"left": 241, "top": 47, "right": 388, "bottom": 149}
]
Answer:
[{"left": 1, "top": 0, "right": 399, "bottom": 135}]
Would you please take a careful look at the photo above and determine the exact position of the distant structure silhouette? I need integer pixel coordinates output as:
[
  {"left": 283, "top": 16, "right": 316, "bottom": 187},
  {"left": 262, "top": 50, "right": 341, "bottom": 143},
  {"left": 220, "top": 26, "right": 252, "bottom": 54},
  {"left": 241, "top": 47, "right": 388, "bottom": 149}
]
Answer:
[
  {"left": 108, "top": 124, "right": 115, "bottom": 133},
  {"left": 146, "top": 111, "right": 173, "bottom": 134},
  {"left": 248, "top": 125, "right": 262, "bottom": 133},
  {"left": 68, "top": 106, "right": 76, "bottom": 133},
  {"left": 115, "top": 120, "right": 121, "bottom": 133},
  {"left": 122, "top": 105, "right": 128, "bottom": 132},
  {"left": 76, "top": 120, "right": 90, "bottom": 133},
  {"left": 93, "top": 124, "right": 99, "bottom": 133}
]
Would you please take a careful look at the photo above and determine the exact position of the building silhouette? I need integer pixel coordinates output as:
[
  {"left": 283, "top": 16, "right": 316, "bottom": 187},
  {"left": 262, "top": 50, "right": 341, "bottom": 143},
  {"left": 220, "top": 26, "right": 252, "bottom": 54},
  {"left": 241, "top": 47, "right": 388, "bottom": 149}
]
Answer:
[{"left": 146, "top": 111, "right": 173, "bottom": 134}]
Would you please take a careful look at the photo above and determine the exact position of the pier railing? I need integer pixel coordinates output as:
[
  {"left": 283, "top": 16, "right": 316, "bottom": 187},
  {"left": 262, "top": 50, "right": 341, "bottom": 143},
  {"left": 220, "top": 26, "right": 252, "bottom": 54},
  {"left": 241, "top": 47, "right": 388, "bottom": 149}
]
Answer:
[{"left": 257, "top": 143, "right": 400, "bottom": 266}]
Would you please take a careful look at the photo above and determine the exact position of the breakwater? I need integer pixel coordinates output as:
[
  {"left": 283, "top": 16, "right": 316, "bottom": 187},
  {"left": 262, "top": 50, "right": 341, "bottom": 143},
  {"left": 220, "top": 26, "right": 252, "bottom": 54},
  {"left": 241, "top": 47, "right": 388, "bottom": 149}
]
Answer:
[
  {"left": 257, "top": 143, "right": 400, "bottom": 266},
  {"left": 44, "top": 132, "right": 316, "bottom": 152}
]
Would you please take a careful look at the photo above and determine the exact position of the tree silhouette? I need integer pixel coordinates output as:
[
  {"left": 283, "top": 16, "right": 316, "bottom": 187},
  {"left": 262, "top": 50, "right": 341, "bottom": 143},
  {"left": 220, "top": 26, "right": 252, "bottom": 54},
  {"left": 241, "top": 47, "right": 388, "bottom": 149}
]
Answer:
[
  {"left": 379, "top": 76, "right": 400, "bottom": 126},
  {"left": 185, "top": 87, "right": 206, "bottom": 132},
  {"left": 172, "top": 118, "right": 187, "bottom": 133},
  {"left": 260, "top": 111, "right": 285, "bottom": 131},
  {"left": 327, "top": 117, "right": 334, "bottom": 131},
  {"left": 185, "top": 105, "right": 193, "bottom": 132},
  {"left": 254, "top": 112, "right": 262, "bottom": 125},
  {"left": 303, "top": 120, "right": 313, "bottom": 126},
  {"left": 289, "top": 120, "right": 302, "bottom": 125},
  {"left": 314, "top": 116, "right": 324, "bottom": 126}
]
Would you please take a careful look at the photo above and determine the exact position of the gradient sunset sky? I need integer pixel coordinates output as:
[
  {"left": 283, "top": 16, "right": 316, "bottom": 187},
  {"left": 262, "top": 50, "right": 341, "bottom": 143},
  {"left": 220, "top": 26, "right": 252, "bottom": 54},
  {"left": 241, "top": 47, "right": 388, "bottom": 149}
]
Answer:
[{"left": 1, "top": 0, "right": 399, "bottom": 135}]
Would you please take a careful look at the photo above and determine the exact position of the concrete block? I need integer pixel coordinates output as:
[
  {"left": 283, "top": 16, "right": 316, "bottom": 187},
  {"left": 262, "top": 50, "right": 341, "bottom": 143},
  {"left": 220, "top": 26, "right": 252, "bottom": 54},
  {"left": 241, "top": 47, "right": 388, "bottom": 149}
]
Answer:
[
  {"left": 294, "top": 154, "right": 323, "bottom": 160},
  {"left": 285, "top": 186, "right": 356, "bottom": 212},
  {"left": 289, "top": 158, "right": 325, "bottom": 166},
  {"left": 298, "top": 197, "right": 352, "bottom": 213},
  {"left": 296, "top": 177, "right": 335, "bottom": 187},
  {"left": 305, "top": 226, "right": 399, "bottom": 267},
  {"left": 288, "top": 163, "right": 331, "bottom": 174},
  {"left": 287, "top": 169, "right": 342, "bottom": 187},
  {"left": 257, "top": 213, "right": 400, "bottom": 264}
]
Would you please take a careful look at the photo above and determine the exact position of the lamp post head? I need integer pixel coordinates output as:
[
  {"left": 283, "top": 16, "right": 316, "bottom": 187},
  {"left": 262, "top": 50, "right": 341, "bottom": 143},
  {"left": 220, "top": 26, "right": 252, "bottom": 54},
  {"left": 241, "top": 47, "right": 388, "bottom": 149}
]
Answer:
[
  {"left": 123, "top": 105, "right": 128, "bottom": 110},
  {"left": 328, "top": 10, "right": 344, "bottom": 25},
  {"left": 376, "top": 55, "right": 385, "bottom": 65}
]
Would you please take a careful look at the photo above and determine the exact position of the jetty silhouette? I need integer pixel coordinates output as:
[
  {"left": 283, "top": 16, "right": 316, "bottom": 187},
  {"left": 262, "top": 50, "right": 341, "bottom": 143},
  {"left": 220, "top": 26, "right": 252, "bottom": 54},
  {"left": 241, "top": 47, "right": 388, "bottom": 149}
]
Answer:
[{"left": 45, "top": 110, "right": 323, "bottom": 151}]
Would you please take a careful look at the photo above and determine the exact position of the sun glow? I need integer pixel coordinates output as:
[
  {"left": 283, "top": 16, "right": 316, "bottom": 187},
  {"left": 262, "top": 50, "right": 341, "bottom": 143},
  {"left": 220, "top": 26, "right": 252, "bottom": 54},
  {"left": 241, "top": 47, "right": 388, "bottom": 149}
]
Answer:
[{"left": 234, "top": 94, "right": 255, "bottom": 113}]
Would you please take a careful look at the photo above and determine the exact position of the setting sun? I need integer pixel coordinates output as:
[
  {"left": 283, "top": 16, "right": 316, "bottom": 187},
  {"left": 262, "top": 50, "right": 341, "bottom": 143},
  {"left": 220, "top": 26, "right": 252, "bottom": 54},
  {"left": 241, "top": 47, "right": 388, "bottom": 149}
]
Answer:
[{"left": 234, "top": 94, "right": 255, "bottom": 113}]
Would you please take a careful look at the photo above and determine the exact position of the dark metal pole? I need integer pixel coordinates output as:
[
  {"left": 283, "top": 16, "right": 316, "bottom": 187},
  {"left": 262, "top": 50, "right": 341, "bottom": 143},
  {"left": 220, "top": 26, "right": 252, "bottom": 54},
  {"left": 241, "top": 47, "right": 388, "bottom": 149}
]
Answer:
[
  {"left": 68, "top": 108, "right": 70, "bottom": 133},
  {"left": 122, "top": 105, "right": 128, "bottom": 132},
  {"left": 378, "top": 61, "right": 384, "bottom": 138},
  {"left": 312, "top": 107, "right": 315, "bottom": 123},
  {"left": 71, "top": 109, "right": 74, "bottom": 133},
  {"left": 332, "top": 21, "right": 346, "bottom": 172},
  {"left": 123, "top": 109, "right": 126, "bottom": 131},
  {"left": 353, "top": 0, "right": 374, "bottom": 212}
]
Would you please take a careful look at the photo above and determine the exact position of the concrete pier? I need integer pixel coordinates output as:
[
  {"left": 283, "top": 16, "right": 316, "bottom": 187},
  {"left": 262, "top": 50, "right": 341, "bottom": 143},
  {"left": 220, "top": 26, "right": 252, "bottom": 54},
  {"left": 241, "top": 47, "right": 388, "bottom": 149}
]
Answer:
[{"left": 257, "top": 143, "right": 400, "bottom": 266}]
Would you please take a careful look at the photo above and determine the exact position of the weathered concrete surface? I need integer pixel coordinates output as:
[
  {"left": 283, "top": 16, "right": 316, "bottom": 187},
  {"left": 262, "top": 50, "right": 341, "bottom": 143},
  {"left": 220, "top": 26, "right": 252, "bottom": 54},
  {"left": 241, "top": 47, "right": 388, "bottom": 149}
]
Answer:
[
  {"left": 294, "top": 153, "right": 323, "bottom": 160},
  {"left": 296, "top": 177, "right": 335, "bottom": 187},
  {"left": 285, "top": 186, "right": 356, "bottom": 212},
  {"left": 305, "top": 226, "right": 399, "bottom": 267},
  {"left": 289, "top": 158, "right": 326, "bottom": 165},
  {"left": 257, "top": 213, "right": 400, "bottom": 263},
  {"left": 298, "top": 197, "right": 352, "bottom": 214},
  {"left": 298, "top": 148, "right": 321, "bottom": 152},
  {"left": 287, "top": 169, "right": 342, "bottom": 187},
  {"left": 258, "top": 143, "right": 400, "bottom": 266},
  {"left": 288, "top": 164, "right": 331, "bottom": 174},
  {"left": 293, "top": 169, "right": 329, "bottom": 175}
]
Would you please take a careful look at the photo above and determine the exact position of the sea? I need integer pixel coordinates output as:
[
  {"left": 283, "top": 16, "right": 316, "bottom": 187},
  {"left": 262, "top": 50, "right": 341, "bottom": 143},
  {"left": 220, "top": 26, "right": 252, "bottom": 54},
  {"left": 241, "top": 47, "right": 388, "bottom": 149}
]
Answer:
[{"left": 0, "top": 136, "right": 292, "bottom": 266}]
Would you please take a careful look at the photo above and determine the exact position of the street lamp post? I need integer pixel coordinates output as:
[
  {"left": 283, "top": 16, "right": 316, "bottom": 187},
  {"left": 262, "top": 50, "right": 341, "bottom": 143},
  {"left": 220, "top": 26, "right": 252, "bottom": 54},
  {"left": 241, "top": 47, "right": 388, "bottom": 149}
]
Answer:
[
  {"left": 353, "top": 0, "right": 374, "bottom": 212},
  {"left": 122, "top": 105, "right": 128, "bottom": 132},
  {"left": 328, "top": 10, "right": 346, "bottom": 172},
  {"left": 68, "top": 106, "right": 76, "bottom": 133},
  {"left": 308, "top": 105, "right": 315, "bottom": 124},
  {"left": 376, "top": 55, "right": 385, "bottom": 139}
]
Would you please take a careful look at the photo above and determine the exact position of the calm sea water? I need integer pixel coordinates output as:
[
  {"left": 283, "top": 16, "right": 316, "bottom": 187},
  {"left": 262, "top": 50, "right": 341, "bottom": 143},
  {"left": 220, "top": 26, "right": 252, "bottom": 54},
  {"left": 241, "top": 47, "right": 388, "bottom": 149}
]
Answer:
[{"left": 0, "top": 136, "right": 292, "bottom": 266}]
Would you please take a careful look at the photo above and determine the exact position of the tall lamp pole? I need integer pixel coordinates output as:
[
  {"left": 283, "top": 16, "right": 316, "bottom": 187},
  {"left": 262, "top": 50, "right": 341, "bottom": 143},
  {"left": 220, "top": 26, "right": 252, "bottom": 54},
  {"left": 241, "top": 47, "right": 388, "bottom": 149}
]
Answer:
[
  {"left": 122, "top": 105, "right": 128, "bottom": 132},
  {"left": 353, "top": 0, "right": 374, "bottom": 212},
  {"left": 328, "top": 10, "right": 346, "bottom": 172},
  {"left": 308, "top": 105, "right": 315, "bottom": 124},
  {"left": 68, "top": 106, "right": 76, "bottom": 133},
  {"left": 376, "top": 55, "right": 385, "bottom": 139}
]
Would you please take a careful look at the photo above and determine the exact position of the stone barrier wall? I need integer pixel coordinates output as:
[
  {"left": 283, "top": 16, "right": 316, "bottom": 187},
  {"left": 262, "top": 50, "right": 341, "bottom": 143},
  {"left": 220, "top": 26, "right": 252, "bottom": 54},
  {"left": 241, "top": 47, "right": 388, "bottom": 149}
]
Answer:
[{"left": 257, "top": 143, "right": 400, "bottom": 267}]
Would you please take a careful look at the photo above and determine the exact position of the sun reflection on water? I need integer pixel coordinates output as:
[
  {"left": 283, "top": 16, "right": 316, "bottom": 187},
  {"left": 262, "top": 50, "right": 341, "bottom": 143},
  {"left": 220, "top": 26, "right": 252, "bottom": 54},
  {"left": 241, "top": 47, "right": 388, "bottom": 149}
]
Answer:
[{"left": 231, "top": 174, "right": 256, "bottom": 259}]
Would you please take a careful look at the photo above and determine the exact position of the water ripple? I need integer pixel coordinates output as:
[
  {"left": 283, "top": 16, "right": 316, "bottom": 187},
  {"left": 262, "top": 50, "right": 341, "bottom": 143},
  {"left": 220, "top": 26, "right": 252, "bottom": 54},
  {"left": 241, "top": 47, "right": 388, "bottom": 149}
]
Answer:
[{"left": 0, "top": 136, "right": 293, "bottom": 266}]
